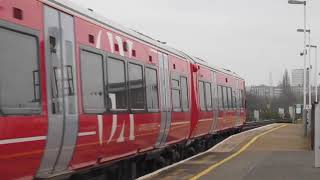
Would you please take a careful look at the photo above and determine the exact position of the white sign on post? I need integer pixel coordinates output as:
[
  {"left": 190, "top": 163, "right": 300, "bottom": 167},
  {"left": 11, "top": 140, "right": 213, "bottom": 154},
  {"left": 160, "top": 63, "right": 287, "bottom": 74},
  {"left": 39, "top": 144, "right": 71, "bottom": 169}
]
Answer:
[
  {"left": 254, "top": 110, "right": 259, "bottom": 121},
  {"left": 279, "top": 108, "right": 285, "bottom": 119},
  {"left": 296, "top": 104, "right": 302, "bottom": 115}
]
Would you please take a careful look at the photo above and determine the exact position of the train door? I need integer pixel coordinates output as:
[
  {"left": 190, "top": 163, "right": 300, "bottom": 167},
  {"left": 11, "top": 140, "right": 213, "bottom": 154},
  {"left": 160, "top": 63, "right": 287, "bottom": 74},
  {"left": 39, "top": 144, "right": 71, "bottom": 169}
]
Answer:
[
  {"left": 221, "top": 86, "right": 229, "bottom": 130},
  {"left": 37, "top": 6, "right": 78, "bottom": 177},
  {"left": 234, "top": 80, "right": 241, "bottom": 127},
  {"left": 240, "top": 88, "right": 246, "bottom": 124},
  {"left": 210, "top": 72, "right": 219, "bottom": 133},
  {"left": 156, "top": 52, "right": 172, "bottom": 147}
]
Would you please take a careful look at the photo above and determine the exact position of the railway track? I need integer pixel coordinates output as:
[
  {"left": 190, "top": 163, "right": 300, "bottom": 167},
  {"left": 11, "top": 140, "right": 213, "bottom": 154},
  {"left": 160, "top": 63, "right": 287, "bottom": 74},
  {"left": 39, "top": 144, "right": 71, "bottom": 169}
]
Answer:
[
  {"left": 242, "top": 119, "right": 291, "bottom": 131},
  {"left": 243, "top": 120, "right": 277, "bottom": 131}
]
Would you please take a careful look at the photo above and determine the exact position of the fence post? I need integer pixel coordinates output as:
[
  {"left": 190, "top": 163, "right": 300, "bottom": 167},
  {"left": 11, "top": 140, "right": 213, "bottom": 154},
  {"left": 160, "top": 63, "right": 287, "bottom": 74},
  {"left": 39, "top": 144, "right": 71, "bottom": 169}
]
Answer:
[{"left": 314, "top": 102, "right": 320, "bottom": 168}]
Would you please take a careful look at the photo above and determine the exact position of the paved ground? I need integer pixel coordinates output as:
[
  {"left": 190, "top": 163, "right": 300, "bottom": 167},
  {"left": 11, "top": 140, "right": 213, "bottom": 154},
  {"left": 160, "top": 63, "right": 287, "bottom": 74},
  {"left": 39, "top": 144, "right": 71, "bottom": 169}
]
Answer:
[
  {"left": 201, "top": 124, "right": 319, "bottom": 180},
  {"left": 140, "top": 124, "right": 320, "bottom": 180}
]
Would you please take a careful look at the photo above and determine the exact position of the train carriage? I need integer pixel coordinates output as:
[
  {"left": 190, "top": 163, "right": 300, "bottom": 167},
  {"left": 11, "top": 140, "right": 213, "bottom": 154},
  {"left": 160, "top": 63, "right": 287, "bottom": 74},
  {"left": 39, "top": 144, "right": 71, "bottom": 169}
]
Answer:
[
  {"left": 189, "top": 59, "right": 246, "bottom": 139},
  {"left": 0, "top": 0, "right": 246, "bottom": 179}
]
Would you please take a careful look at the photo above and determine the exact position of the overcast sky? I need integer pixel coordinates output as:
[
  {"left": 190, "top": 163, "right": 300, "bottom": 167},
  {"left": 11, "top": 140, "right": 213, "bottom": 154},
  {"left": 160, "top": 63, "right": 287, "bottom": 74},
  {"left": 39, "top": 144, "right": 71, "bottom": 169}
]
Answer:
[{"left": 69, "top": 0, "right": 320, "bottom": 86}]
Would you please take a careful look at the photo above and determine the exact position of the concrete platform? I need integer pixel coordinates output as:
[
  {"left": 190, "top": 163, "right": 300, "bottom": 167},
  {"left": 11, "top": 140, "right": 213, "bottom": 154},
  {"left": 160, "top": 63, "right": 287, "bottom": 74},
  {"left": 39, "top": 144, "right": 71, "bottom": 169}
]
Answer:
[{"left": 139, "top": 124, "right": 320, "bottom": 180}]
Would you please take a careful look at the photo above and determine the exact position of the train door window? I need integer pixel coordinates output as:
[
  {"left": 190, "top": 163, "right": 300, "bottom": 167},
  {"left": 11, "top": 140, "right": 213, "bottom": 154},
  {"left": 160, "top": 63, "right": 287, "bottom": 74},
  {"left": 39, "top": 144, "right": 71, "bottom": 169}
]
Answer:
[
  {"left": 0, "top": 28, "right": 41, "bottom": 115},
  {"left": 212, "top": 85, "right": 218, "bottom": 110},
  {"left": 223, "top": 87, "right": 228, "bottom": 109},
  {"left": 172, "top": 76, "right": 181, "bottom": 111},
  {"left": 128, "top": 63, "right": 145, "bottom": 110},
  {"left": 80, "top": 50, "right": 105, "bottom": 113},
  {"left": 205, "top": 82, "right": 213, "bottom": 111},
  {"left": 233, "top": 91, "right": 237, "bottom": 109},
  {"left": 217, "top": 86, "right": 223, "bottom": 109},
  {"left": 235, "top": 90, "right": 239, "bottom": 108},
  {"left": 145, "top": 67, "right": 159, "bottom": 111},
  {"left": 107, "top": 57, "right": 128, "bottom": 111},
  {"left": 238, "top": 90, "right": 242, "bottom": 108},
  {"left": 227, "top": 88, "right": 232, "bottom": 109},
  {"left": 241, "top": 90, "right": 245, "bottom": 108},
  {"left": 181, "top": 76, "right": 189, "bottom": 112},
  {"left": 199, "top": 81, "right": 206, "bottom": 111},
  {"left": 172, "top": 79, "right": 179, "bottom": 88}
]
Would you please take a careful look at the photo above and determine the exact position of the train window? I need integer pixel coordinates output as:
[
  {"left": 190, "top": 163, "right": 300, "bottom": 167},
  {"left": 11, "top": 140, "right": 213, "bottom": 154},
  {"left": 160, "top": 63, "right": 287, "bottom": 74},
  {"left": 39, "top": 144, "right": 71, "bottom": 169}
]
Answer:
[
  {"left": 241, "top": 90, "right": 245, "bottom": 108},
  {"left": 145, "top": 68, "right": 159, "bottom": 110},
  {"left": 0, "top": 28, "right": 41, "bottom": 115},
  {"left": 212, "top": 85, "right": 217, "bottom": 110},
  {"left": 227, "top": 88, "right": 232, "bottom": 109},
  {"left": 223, "top": 87, "right": 228, "bottom": 109},
  {"left": 128, "top": 63, "right": 145, "bottom": 110},
  {"left": 199, "top": 81, "right": 206, "bottom": 111},
  {"left": 172, "top": 77, "right": 181, "bottom": 111},
  {"left": 218, "top": 86, "right": 223, "bottom": 109},
  {"left": 233, "top": 91, "right": 237, "bottom": 109},
  {"left": 234, "top": 90, "right": 237, "bottom": 108},
  {"left": 107, "top": 58, "right": 128, "bottom": 111},
  {"left": 80, "top": 50, "right": 105, "bottom": 113},
  {"left": 65, "top": 42, "right": 76, "bottom": 97},
  {"left": 235, "top": 90, "right": 238, "bottom": 108},
  {"left": 181, "top": 76, "right": 189, "bottom": 112},
  {"left": 172, "top": 79, "right": 179, "bottom": 89},
  {"left": 64, "top": 41, "right": 77, "bottom": 115},
  {"left": 238, "top": 90, "right": 242, "bottom": 108},
  {"left": 237, "top": 91, "right": 239, "bottom": 108},
  {"left": 205, "top": 83, "right": 212, "bottom": 111},
  {"left": 172, "top": 90, "right": 181, "bottom": 110}
]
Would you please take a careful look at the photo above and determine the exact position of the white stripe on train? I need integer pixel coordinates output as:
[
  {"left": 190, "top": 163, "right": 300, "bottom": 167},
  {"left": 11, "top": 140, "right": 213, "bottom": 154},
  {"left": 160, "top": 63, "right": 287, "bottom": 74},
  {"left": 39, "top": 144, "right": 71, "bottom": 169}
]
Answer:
[
  {"left": 0, "top": 136, "right": 47, "bottom": 145},
  {"left": 78, "top": 131, "right": 97, "bottom": 137},
  {"left": 0, "top": 114, "right": 138, "bottom": 145}
]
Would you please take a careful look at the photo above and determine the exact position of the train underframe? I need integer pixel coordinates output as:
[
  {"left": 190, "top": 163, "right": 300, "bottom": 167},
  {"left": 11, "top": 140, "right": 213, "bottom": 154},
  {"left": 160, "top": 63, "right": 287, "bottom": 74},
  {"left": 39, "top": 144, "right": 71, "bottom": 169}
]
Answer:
[{"left": 49, "top": 127, "right": 243, "bottom": 180}]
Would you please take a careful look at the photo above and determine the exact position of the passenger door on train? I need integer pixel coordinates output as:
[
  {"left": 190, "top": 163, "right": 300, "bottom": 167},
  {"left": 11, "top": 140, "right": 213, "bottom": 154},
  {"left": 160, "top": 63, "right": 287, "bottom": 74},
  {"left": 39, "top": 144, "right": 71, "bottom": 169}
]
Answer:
[
  {"left": 226, "top": 86, "right": 234, "bottom": 128},
  {"left": 217, "top": 85, "right": 227, "bottom": 130},
  {"left": 37, "top": 6, "right": 79, "bottom": 177},
  {"left": 210, "top": 72, "right": 219, "bottom": 133},
  {"left": 156, "top": 52, "right": 172, "bottom": 147},
  {"left": 235, "top": 80, "right": 242, "bottom": 126}
]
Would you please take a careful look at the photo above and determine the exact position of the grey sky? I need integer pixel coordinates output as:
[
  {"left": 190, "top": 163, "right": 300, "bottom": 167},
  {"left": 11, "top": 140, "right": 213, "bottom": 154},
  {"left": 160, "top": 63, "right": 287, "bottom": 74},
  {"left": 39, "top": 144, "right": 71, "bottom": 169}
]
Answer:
[{"left": 69, "top": 0, "right": 320, "bottom": 86}]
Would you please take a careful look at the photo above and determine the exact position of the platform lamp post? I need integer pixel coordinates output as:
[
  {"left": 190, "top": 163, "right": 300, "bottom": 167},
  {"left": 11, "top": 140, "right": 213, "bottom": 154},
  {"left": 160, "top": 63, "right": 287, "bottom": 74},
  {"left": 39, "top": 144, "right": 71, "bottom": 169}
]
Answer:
[
  {"left": 307, "top": 45, "right": 318, "bottom": 102},
  {"left": 298, "top": 29, "right": 311, "bottom": 105},
  {"left": 289, "top": 0, "right": 308, "bottom": 136}
]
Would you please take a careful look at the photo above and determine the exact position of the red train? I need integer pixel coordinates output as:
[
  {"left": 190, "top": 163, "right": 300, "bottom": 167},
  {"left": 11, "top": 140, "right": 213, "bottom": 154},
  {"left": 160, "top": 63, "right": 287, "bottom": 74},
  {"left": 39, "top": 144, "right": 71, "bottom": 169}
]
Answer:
[{"left": 0, "top": 0, "right": 246, "bottom": 179}]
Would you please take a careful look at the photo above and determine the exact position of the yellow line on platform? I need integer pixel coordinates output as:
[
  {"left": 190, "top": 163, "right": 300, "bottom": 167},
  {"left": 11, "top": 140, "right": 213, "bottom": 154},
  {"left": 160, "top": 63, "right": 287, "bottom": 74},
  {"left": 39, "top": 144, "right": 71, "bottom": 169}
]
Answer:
[{"left": 190, "top": 124, "right": 288, "bottom": 180}]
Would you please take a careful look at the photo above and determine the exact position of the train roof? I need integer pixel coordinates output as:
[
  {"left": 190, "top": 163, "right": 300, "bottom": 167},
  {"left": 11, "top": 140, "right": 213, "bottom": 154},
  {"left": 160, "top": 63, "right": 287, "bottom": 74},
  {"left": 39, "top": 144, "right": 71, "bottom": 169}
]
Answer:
[
  {"left": 190, "top": 57, "right": 244, "bottom": 80},
  {"left": 45, "top": 0, "right": 189, "bottom": 59},
  {"left": 44, "top": 0, "right": 244, "bottom": 81}
]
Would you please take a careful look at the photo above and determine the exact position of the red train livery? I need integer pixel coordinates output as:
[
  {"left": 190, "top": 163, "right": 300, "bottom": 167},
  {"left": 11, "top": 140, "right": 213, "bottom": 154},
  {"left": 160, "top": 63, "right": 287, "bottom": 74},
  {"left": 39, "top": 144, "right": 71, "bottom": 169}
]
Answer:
[{"left": 0, "top": 0, "right": 246, "bottom": 179}]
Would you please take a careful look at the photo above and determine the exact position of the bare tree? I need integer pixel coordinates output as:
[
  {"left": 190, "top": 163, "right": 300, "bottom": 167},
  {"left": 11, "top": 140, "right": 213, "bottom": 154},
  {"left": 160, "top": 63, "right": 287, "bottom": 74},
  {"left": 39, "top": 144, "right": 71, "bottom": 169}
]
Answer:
[{"left": 278, "top": 69, "right": 296, "bottom": 117}]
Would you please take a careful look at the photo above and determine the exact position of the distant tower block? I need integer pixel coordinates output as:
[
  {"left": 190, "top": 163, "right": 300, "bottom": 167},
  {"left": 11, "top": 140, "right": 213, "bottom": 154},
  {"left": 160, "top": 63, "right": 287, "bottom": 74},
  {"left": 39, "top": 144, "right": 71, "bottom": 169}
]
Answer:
[
  {"left": 269, "top": 72, "right": 273, "bottom": 97},
  {"left": 269, "top": 72, "right": 273, "bottom": 87}
]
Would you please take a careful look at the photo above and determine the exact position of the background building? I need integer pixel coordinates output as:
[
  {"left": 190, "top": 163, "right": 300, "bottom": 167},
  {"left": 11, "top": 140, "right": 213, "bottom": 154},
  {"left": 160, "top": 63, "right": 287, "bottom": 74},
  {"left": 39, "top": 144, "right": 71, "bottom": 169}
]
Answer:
[
  {"left": 247, "top": 69, "right": 319, "bottom": 101},
  {"left": 273, "top": 87, "right": 283, "bottom": 97},
  {"left": 247, "top": 85, "right": 282, "bottom": 98},
  {"left": 291, "top": 69, "right": 304, "bottom": 87}
]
